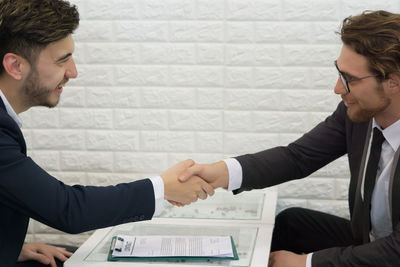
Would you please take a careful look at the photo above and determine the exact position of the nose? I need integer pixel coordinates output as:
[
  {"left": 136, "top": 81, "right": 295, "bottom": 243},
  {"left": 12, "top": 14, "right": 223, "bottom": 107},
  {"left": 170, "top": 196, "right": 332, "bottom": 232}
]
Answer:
[
  {"left": 65, "top": 57, "right": 78, "bottom": 79},
  {"left": 334, "top": 77, "right": 347, "bottom": 95}
]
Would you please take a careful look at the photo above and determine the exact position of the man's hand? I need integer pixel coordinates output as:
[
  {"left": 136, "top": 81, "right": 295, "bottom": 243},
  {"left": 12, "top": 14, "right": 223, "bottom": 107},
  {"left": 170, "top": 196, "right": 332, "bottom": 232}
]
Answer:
[
  {"left": 161, "top": 159, "right": 215, "bottom": 205},
  {"left": 18, "top": 242, "right": 73, "bottom": 267},
  {"left": 178, "top": 161, "right": 229, "bottom": 189},
  {"left": 268, "top": 251, "right": 307, "bottom": 267}
]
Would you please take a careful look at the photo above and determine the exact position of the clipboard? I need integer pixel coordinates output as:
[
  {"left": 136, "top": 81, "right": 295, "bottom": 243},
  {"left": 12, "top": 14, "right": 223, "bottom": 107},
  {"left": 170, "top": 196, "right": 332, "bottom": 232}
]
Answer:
[{"left": 107, "top": 235, "right": 239, "bottom": 262}]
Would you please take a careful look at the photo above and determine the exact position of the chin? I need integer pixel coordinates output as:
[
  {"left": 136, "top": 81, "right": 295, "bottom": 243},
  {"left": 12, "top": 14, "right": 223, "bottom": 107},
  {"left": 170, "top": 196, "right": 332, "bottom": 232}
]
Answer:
[
  {"left": 42, "top": 96, "right": 61, "bottom": 108},
  {"left": 347, "top": 110, "right": 374, "bottom": 123}
]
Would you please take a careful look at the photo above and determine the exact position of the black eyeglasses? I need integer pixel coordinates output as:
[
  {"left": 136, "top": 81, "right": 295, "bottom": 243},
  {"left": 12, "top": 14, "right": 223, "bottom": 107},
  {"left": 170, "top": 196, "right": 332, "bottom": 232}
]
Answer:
[{"left": 334, "top": 60, "right": 380, "bottom": 93}]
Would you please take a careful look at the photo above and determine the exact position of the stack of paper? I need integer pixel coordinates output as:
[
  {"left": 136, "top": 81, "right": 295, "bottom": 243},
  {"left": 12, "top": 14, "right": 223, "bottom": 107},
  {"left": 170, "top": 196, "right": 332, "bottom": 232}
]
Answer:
[{"left": 108, "top": 234, "right": 239, "bottom": 261}]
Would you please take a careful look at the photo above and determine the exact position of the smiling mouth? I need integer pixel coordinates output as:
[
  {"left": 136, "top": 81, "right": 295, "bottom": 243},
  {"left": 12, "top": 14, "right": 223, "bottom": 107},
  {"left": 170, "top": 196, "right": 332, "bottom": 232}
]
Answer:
[
  {"left": 342, "top": 97, "right": 354, "bottom": 107},
  {"left": 55, "top": 83, "right": 65, "bottom": 94},
  {"left": 56, "top": 80, "right": 68, "bottom": 90},
  {"left": 344, "top": 101, "right": 357, "bottom": 109}
]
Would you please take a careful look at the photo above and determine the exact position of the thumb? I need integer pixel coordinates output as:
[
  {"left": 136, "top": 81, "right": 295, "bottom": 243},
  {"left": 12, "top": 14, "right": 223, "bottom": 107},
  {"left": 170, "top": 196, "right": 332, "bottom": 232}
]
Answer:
[
  {"left": 173, "top": 159, "right": 195, "bottom": 176},
  {"left": 179, "top": 164, "right": 203, "bottom": 182},
  {"left": 181, "top": 158, "right": 195, "bottom": 168}
]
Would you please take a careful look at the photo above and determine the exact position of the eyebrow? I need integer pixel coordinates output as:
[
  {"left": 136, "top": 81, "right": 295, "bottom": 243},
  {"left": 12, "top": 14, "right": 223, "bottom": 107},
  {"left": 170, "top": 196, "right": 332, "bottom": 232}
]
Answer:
[
  {"left": 341, "top": 70, "right": 357, "bottom": 78},
  {"left": 335, "top": 61, "right": 357, "bottom": 78},
  {"left": 55, "top": 53, "right": 72, "bottom": 63}
]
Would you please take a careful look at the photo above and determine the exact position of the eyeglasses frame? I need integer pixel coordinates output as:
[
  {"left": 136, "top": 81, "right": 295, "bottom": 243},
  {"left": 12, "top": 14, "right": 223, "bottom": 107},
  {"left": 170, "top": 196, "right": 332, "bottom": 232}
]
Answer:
[{"left": 334, "top": 60, "right": 380, "bottom": 93}]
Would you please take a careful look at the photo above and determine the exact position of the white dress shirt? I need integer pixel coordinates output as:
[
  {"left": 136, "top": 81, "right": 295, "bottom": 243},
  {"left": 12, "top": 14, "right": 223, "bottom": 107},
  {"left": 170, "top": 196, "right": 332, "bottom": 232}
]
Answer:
[
  {"left": 0, "top": 89, "right": 164, "bottom": 216},
  {"left": 369, "top": 118, "right": 400, "bottom": 239},
  {"left": 224, "top": 116, "right": 400, "bottom": 267}
]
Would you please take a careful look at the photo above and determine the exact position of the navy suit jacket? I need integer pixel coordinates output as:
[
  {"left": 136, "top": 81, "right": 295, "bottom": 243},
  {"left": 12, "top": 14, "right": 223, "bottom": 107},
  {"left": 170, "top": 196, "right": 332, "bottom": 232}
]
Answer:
[
  {"left": 235, "top": 101, "right": 400, "bottom": 266},
  {"left": 0, "top": 98, "right": 155, "bottom": 266}
]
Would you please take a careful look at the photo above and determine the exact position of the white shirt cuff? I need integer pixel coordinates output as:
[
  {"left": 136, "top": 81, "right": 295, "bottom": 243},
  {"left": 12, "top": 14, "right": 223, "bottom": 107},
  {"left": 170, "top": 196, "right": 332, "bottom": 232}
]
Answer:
[
  {"left": 223, "top": 158, "right": 243, "bottom": 191},
  {"left": 306, "top": 253, "right": 312, "bottom": 267},
  {"left": 149, "top": 176, "right": 164, "bottom": 216}
]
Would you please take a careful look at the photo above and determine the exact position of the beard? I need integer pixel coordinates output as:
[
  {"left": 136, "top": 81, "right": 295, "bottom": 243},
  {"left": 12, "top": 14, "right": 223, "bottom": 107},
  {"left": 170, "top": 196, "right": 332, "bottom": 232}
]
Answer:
[
  {"left": 346, "top": 85, "right": 390, "bottom": 123},
  {"left": 21, "top": 68, "right": 61, "bottom": 108}
]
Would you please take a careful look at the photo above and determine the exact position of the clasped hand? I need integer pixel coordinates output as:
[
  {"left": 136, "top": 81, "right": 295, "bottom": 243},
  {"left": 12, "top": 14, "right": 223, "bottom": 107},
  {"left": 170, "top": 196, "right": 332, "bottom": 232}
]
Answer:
[
  {"left": 161, "top": 159, "right": 229, "bottom": 206},
  {"left": 161, "top": 159, "right": 217, "bottom": 205}
]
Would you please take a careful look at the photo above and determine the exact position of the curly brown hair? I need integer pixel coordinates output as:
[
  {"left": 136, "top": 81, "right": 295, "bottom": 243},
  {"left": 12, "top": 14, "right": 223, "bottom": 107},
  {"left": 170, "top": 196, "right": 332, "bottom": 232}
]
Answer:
[
  {"left": 0, "top": 0, "right": 79, "bottom": 75},
  {"left": 340, "top": 10, "right": 400, "bottom": 81}
]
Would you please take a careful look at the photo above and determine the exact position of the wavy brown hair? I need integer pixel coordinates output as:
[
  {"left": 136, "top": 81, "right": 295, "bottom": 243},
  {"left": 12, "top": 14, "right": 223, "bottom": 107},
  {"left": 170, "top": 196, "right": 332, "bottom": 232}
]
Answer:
[
  {"left": 340, "top": 10, "right": 400, "bottom": 81},
  {"left": 0, "top": 0, "right": 79, "bottom": 75}
]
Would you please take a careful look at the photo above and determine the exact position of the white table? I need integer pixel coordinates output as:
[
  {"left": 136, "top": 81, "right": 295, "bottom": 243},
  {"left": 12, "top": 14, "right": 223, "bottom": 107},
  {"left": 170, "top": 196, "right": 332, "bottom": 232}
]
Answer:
[{"left": 65, "top": 188, "right": 277, "bottom": 267}]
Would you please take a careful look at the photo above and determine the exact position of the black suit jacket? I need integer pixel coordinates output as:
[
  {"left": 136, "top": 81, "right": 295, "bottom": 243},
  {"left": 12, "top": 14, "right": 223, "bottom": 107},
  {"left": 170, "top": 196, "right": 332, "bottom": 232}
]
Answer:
[
  {"left": 235, "top": 101, "right": 400, "bottom": 266},
  {"left": 0, "top": 98, "right": 156, "bottom": 267}
]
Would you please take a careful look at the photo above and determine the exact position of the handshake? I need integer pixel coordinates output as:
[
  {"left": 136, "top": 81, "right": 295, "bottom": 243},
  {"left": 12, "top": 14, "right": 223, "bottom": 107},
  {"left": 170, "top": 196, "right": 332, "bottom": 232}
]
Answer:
[{"left": 160, "top": 159, "right": 230, "bottom": 206}]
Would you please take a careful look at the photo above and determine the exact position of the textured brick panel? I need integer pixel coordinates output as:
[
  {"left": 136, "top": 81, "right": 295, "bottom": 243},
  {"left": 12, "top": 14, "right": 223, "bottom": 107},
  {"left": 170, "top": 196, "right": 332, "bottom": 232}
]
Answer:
[{"left": 23, "top": 0, "right": 400, "bottom": 246}]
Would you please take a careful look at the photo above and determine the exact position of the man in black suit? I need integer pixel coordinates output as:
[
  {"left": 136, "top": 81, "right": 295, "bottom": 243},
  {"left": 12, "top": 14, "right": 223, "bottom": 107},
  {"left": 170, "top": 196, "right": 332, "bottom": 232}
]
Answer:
[
  {"left": 0, "top": 1, "right": 214, "bottom": 266},
  {"left": 178, "top": 10, "right": 400, "bottom": 267}
]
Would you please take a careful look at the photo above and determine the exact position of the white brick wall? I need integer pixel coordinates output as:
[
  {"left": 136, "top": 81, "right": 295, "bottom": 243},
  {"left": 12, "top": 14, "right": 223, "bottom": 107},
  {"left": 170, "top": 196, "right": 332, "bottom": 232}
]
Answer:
[{"left": 21, "top": 0, "right": 400, "bottom": 246}]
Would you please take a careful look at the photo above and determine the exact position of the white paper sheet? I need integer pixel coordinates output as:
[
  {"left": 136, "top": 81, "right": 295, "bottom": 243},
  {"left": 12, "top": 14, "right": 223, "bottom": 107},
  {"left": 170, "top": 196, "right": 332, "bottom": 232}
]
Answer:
[{"left": 111, "top": 235, "right": 234, "bottom": 258}]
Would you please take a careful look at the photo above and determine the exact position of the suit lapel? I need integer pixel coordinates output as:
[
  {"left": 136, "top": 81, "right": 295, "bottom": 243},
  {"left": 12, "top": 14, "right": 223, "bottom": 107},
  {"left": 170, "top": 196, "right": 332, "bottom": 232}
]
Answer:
[
  {"left": 350, "top": 120, "right": 400, "bottom": 241},
  {"left": 351, "top": 120, "right": 373, "bottom": 244},
  {"left": 390, "top": 150, "right": 400, "bottom": 230},
  {"left": 0, "top": 96, "right": 27, "bottom": 155},
  {"left": 0, "top": 96, "right": 7, "bottom": 112}
]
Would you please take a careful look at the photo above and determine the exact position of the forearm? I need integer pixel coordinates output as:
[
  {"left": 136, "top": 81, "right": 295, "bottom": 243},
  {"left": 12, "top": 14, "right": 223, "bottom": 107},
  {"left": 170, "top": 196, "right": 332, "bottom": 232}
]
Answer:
[
  {"left": 235, "top": 103, "right": 348, "bottom": 193},
  {"left": 1, "top": 157, "right": 155, "bottom": 233},
  {"left": 312, "top": 226, "right": 400, "bottom": 267}
]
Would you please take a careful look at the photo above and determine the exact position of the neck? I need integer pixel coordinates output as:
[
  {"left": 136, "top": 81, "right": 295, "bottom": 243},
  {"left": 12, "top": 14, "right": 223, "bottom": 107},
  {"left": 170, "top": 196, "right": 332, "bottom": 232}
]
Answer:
[
  {"left": 0, "top": 77, "right": 30, "bottom": 114},
  {"left": 375, "top": 115, "right": 400, "bottom": 129},
  {"left": 374, "top": 99, "right": 400, "bottom": 129}
]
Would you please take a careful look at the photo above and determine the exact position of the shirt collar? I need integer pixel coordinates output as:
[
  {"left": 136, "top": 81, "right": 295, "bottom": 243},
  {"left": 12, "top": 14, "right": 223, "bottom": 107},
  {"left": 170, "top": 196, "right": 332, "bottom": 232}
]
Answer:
[
  {"left": 0, "top": 89, "right": 22, "bottom": 128},
  {"left": 373, "top": 117, "right": 400, "bottom": 152}
]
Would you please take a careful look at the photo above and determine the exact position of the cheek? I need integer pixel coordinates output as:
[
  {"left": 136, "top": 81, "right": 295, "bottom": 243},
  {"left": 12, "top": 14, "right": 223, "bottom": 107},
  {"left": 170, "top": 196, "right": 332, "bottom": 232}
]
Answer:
[
  {"left": 355, "top": 91, "right": 386, "bottom": 109},
  {"left": 39, "top": 71, "right": 64, "bottom": 87}
]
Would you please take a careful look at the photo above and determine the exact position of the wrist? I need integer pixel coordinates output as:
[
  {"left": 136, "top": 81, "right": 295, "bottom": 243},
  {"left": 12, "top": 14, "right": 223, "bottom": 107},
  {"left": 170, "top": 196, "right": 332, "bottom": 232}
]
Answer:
[{"left": 215, "top": 161, "right": 229, "bottom": 189}]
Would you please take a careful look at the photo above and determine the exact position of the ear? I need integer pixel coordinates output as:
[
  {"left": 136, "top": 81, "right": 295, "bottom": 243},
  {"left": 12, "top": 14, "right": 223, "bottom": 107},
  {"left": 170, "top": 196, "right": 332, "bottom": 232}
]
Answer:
[
  {"left": 385, "top": 73, "right": 400, "bottom": 94},
  {"left": 2, "top": 53, "right": 30, "bottom": 80}
]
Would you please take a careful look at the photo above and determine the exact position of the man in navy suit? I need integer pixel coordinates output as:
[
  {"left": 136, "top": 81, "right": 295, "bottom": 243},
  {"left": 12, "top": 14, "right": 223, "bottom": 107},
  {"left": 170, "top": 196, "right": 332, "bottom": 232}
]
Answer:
[
  {"left": 179, "top": 10, "right": 400, "bottom": 267},
  {"left": 0, "top": 1, "right": 214, "bottom": 266}
]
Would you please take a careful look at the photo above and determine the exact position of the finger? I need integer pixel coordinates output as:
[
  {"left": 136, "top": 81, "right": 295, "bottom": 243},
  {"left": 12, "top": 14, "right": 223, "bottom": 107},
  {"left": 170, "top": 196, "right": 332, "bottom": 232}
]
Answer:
[
  {"left": 49, "top": 257, "right": 57, "bottom": 267},
  {"left": 171, "top": 159, "right": 195, "bottom": 179},
  {"left": 52, "top": 251, "right": 69, "bottom": 262},
  {"left": 268, "top": 252, "right": 275, "bottom": 267},
  {"left": 188, "top": 192, "right": 198, "bottom": 204},
  {"left": 168, "top": 200, "right": 185, "bottom": 207},
  {"left": 38, "top": 248, "right": 58, "bottom": 267},
  {"left": 64, "top": 251, "right": 73, "bottom": 257},
  {"left": 54, "top": 254, "right": 69, "bottom": 263},
  {"left": 268, "top": 256, "right": 273, "bottom": 267},
  {"left": 201, "top": 181, "right": 215, "bottom": 196},
  {"left": 197, "top": 189, "right": 207, "bottom": 200},
  {"left": 56, "top": 247, "right": 73, "bottom": 258},
  {"left": 179, "top": 164, "right": 203, "bottom": 182},
  {"left": 30, "top": 252, "right": 51, "bottom": 266}
]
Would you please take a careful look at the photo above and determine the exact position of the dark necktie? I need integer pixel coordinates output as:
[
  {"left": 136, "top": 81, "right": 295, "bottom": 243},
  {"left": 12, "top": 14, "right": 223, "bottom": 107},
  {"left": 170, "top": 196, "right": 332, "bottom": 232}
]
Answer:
[{"left": 362, "top": 127, "right": 385, "bottom": 242}]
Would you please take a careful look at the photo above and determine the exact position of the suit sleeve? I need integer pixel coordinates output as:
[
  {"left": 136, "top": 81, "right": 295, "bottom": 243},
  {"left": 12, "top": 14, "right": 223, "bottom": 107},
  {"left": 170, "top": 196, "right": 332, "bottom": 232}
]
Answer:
[
  {"left": 312, "top": 222, "right": 400, "bottom": 266},
  {"left": 234, "top": 101, "right": 349, "bottom": 193},
  {"left": 0, "top": 119, "right": 155, "bottom": 234}
]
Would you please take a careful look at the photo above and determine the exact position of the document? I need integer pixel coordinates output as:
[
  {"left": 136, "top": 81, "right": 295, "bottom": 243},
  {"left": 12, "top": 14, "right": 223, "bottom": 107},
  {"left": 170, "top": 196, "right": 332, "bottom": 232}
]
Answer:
[{"left": 108, "top": 234, "right": 238, "bottom": 261}]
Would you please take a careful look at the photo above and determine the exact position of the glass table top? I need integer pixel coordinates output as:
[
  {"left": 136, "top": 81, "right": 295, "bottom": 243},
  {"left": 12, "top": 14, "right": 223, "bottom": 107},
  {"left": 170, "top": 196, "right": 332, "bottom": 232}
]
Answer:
[
  {"left": 65, "top": 189, "right": 276, "bottom": 267},
  {"left": 84, "top": 223, "right": 258, "bottom": 266},
  {"left": 158, "top": 190, "right": 265, "bottom": 221}
]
